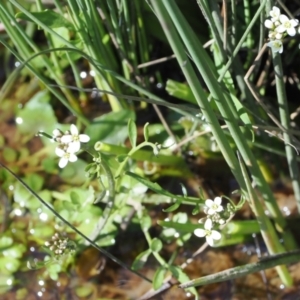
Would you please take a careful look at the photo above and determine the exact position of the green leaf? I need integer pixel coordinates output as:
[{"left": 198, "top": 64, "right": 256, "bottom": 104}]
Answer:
[
  {"left": 132, "top": 249, "right": 152, "bottom": 270},
  {"left": 128, "top": 119, "right": 137, "bottom": 148},
  {"left": 126, "top": 172, "right": 201, "bottom": 204},
  {"left": 192, "top": 205, "right": 201, "bottom": 215},
  {"left": 16, "top": 10, "right": 73, "bottom": 29},
  {"left": 126, "top": 172, "right": 176, "bottom": 198},
  {"left": 0, "top": 236, "right": 13, "bottom": 249},
  {"left": 70, "top": 191, "right": 81, "bottom": 205},
  {"left": 42, "top": 158, "right": 57, "bottom": 173},
  {"left": 143, "top": 122, "right": 150, "bottom": 141},
  {"left": 2, "top": 148, "right": 17, "bottom": 163},
  {"left": 86, "top": 110, "right": 135, "bottom": 146},
  {"left": 2, "top": 244, "right": 26, "bottom": 259},
  {"left": 166, "top": 79, "right": 197, "bottom": 104},
  {"left": 150, "top": 238, "right": 163, "bottom": 252},
  {"left": 163, "top": 199, "right": 182, "bottom": 212},
  {"left": 24, "top": 173, "right": 44, "bottom": 191},
  {"left": 153, "top": 266, "right": 167, "bottom": 290},
  {"left": 116, "top": 154, "right": 128, "bottom": 163},
  {"left": 158, "top": 220, "right": 201, "bottom": 232},
  {"left": 17, "top": 90, "right": 57, "bottom": 136},
  {"left": 75, "top": 285, "right": 93, "bottom": 298},
  {"left": 140, "top": 215, "right": 152, "bottom": 231},
  {"left": 169, "top": 266, "right": 198, "bottom": 297},
  {"left": 0, "top": 257, "right": 21, "bottom": 274},
  {"left": 60, "top": 159, "right": 88, "bottom": 185},
  {"left": 173, "top": 212, "right": 188, "bottom": 223}
]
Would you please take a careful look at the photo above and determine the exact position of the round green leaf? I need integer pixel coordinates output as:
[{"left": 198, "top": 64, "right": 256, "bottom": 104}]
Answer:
[{"left": 150, "top": 238, "right": 163, "bottom": 252}]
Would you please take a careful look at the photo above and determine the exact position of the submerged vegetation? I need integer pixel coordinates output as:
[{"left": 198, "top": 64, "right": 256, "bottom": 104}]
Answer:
[{"left": 1, "top": 1, "right": 300, "bottom": 299}]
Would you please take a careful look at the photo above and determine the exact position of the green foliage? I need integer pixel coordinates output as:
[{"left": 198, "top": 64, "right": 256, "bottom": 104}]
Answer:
[
  {"left": 1, "top": 0, "right": 299, "bottom": 297},
  {"left": 16, "top": 10, "right": 73, "bottom": 29}
]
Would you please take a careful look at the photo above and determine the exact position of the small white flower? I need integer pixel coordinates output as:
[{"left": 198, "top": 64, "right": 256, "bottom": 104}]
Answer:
[
  {"left": 52, "top": 128, "right": 63, "bottom": 142},
  {"left": 264, "top": 19, "right": 274, "bottom": 29},
  {"left": 194, "top": 219, "right": 221, "bottom": 246},
  {"left": 61, "top": 124, "right": 90, "bottom": 152},
  {"left": 267, "top": 40, "right": 283, "bottom": 53},
  {"left": 274, "top": 31, "right": 283, "bottom": 40},
  {"left": 55, "top": 147, "right": 78, "bottom": 168},
  {"left": 269, "top": 6, "right": 280, "bottom": 22},
  {"left": 204, "top": 196, "right": 223, "bottom": 215},
  {"left": 277, "top": 15, "right": 298, "bottom": 36}
]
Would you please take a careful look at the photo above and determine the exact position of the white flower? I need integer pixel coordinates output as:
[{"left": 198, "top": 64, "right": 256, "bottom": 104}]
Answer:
[
  {"left": 194, "top": 219, "right": 221, "bottom": 246},
  {"left": 269, "top": 6, "right": 280, "bottom": 22},
  {"left": 264, "top": 19, "right": 274, "bottom": 29},
  {"left": 204, "top": 196, "right": 223, "bottom": 215},
  {"left": 52, "top": 128, "right": 63, "bottom": 142},
  {"left": 267, "top": 40, "right": 283, "bottom": 53},
  {"left": 60, "top": 124, "right": 90, "bottom": 152},
  {"left": 277, "top": 15, "right": 298, "bottom": 36},
  {"left": 55, "top": 147, "right": 78, "bottom": 168}
]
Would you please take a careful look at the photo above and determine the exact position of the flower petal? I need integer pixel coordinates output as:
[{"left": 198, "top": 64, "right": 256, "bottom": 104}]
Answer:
[
  {"left": 194, "top": 228, "right": 206, "bottom": 237},
  {"left": 276, "top": 25, "right": 286, "bottom": 33},
  {"left": 279, "top": 14, "right": 289, "bottom": 23},
  {"left": 61, "top": 134, "right": 73, "bottom": 144},
  {"left": 70, "top": 124, "right": 78, "bottom": 135},
  {"left": 264, "top": 19, "right": 273, "bottom": 29},
  {"left": 55, "top": 147, "right": 65, "bottom": 157},
  {"left": 79, "top": 134, "right": 90, "bottom": 143},
  {"left": 207, "top": 208, "right": 216, "bottom": 215},
  {"left": 206, "top": 236, "right": 214, "bottom": 246},
  {"left": 211, "top": 230, "right": 222, "bottom": 240},
  {"left": 214, "top": 197, "right": 222, "bottom": 205},
  {"left": 205, "top": 199, "right": 214, "bottom": 208},
  {"left": 216, "top": 206, "right": 223, "bottom": 212},
  {"left": 67, "top": 141, "right": 80, "bottom": 153},
  {"left": 68, "top": 153, "right": 78, "bottom": 162},
  {"left": 290, "top": 19, "right": 299, "bottom": 27},
  {"left": 59, "top": 157, "right": 68, "bottom": 168},
  {"left": 204, "top": 218, "right": 212, "bottom": 230},
  {"left": 287, "top": 27, "right": 296, "bottom": 36},
  {"left": 271, "top": 6, "right": 280, "bottom": 15}
]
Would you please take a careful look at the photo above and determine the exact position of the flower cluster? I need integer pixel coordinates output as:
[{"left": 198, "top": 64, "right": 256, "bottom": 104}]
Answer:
[
  {"left": 194, "top": 197, "right": 234, "bottom": 246},
  {"left": 264, "top": 6, "right": 299, "bottom": 53},
  {"left": 44, "top": 233, "right": 75, "bottom": 257},
  {"left": 53, "top": 124, "right": 90, "bottom": 168}
]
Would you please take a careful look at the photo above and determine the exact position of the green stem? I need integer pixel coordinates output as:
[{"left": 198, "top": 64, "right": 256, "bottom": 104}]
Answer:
[
  {"left": 238, "top": 153, "right": 292, "bottom": 286},
  {"left": 272, "top": 52, "right": 300, "bottom": 213},
  {"left": 179, "top": 250, "right": 300, "bottom": 288},
  {"left": 89, "top": 158, "right": 116, "bottom": 240}
]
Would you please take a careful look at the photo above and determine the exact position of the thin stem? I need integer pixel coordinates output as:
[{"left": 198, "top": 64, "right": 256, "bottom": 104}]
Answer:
[{"left": 272, "top": 52, "right": 300, "bottom": 213}]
